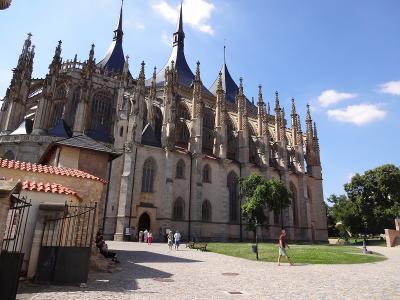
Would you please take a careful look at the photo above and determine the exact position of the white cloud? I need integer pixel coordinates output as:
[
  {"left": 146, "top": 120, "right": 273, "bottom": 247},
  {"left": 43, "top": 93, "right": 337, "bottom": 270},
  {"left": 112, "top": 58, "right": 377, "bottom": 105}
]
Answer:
[
  {"left": 152, "top": 0, "right": 215, "bottom": 35},
  {"left": 378, "top": 80, "right": 400, "bottom": 96},
  {"left": 318, "top": 89, "right": 358, "bottom": 107},
  {"left": 135, "top": 23, "right": 145, "bottom": 30},
  {"left": 327, "top": 104, "right": 386, "bottom": 126}
]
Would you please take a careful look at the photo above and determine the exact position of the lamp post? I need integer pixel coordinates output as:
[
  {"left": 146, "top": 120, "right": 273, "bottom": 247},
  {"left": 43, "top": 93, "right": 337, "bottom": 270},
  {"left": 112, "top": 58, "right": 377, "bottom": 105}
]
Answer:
[
  {"left": 252, "top": 218, "right": 259, "bottom": 260},
  {"left": 362, "top": 221, "right": 368, "bottom": 254}
]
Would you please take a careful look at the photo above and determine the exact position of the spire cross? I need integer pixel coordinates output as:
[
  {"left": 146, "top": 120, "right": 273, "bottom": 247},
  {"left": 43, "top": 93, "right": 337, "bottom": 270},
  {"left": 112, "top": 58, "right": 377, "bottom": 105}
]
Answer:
[{"left": 223, "top": 40, "right": 226, "bottom": 64}]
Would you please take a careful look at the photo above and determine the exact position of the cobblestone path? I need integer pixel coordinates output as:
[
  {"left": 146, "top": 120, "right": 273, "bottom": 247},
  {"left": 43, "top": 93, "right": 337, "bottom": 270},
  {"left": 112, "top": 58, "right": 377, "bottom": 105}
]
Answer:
[{"left": 17, "top": 242, "right": 400, "bottom": 300}]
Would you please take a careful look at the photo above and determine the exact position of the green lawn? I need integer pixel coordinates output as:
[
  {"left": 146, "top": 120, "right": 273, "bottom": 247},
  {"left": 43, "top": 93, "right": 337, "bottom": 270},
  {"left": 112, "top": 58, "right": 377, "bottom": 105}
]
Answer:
[{"left": 207, "top": 243, "right": 386, "bottom": 264}]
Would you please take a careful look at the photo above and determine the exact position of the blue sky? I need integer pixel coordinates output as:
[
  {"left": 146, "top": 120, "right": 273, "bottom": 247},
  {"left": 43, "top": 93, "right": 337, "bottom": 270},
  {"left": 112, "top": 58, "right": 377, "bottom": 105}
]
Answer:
[{"left": 1, "top": 0, "right": 399, "bottom": 200}]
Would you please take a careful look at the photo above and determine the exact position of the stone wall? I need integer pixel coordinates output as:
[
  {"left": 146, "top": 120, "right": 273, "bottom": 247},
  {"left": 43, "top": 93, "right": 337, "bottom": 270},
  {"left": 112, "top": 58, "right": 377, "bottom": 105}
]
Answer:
[{"left": 385, "top": 219, "right": 400, "bottom": 247}]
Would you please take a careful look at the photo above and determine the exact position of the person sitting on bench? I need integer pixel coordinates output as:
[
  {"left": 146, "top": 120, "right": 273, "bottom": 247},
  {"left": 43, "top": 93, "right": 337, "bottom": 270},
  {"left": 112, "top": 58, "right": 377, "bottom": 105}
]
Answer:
[{"left": 96, "top": 237, "right": 120, "bottom": 263}]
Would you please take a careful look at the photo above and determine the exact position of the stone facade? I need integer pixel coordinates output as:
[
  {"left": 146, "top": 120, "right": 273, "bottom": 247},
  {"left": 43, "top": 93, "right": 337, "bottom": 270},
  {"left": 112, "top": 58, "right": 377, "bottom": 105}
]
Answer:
[
  {"left": 385, "top": 219, "right": 400, "bottom": 247},
  {"left": 0, "top": 4, "right": 328, "bottom": 242}
]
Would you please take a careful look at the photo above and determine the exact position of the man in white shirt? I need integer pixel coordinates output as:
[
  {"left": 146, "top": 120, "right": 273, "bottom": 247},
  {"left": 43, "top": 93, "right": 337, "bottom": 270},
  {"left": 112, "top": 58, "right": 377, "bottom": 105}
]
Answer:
[{"left": 174, "top": 230, "right": 181, "bottom": 250}]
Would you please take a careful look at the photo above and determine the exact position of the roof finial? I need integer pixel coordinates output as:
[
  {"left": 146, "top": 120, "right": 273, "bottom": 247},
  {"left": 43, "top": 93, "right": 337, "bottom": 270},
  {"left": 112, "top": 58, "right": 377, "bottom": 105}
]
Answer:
[
  {"left": 306, "top": 103, "right": 312, "bottom": 121},
  {"left": 313, "top": 121, "right": 318, "bottom": 140},
  {"left": 195, "top": 60, "right": 201, "bottom": 81},
  {"left": 223, "top": 40, "right": 226, "bottom": 65},
  {"left": 274, "top": 91, "right": 280, "bottom": 112},
  {"left": 153, "top": 66, "right": 157, "bottom": 80},
  {"left": 291, "top": 97, "right": 297, "bottom": 116},
  {"left": 89, "top": 44, "right": 95, "bottom": 61},
  {"left": 217, "top": 71, "right": 223, "bottom": 91},
  {"left": 239, "top": 77, "right": 244, "bottom": 95}
]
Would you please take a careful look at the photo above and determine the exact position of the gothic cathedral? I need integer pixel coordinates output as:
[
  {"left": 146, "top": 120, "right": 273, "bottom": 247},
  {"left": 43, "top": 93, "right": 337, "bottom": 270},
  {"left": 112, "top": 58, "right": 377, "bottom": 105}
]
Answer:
[{"left": 0, "top": 3, "right": 328, "bottom": 242}]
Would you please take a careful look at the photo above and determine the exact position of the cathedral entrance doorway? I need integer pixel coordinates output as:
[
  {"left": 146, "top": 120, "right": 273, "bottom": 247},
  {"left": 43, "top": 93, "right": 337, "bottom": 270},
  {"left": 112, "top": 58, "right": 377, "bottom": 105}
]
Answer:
[{"left": 138, "top": 212, "right": 151, "bottom": 233}]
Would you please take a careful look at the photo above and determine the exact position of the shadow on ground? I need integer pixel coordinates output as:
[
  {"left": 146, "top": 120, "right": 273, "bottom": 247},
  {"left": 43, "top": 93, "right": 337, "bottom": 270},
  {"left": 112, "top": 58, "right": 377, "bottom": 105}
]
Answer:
[{"left": 17, "top": 249, "right": 200, "bottom": 298}]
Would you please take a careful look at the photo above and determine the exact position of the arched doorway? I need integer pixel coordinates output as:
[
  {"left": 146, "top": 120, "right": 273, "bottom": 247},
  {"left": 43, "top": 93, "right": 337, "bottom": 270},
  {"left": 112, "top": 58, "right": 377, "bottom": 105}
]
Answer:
[{"left": 138, "top": 213, "right": 151, "bottom": 233}]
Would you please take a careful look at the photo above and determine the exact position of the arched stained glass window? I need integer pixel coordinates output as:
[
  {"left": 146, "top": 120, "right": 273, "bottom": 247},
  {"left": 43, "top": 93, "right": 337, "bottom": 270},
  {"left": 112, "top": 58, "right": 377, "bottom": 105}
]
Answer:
[{"left": 141, "top": 158, "right": 155, "bottom": 193}]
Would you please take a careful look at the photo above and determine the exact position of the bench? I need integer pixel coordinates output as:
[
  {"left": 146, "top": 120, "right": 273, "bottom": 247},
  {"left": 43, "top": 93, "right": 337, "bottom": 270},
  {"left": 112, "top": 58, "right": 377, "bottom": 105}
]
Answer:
[
  {"left": 186, "top": 241, "right": 195, "bottom": 249},
  {"left": 192, "top": 242, "right": 207, "bottom": 252}
]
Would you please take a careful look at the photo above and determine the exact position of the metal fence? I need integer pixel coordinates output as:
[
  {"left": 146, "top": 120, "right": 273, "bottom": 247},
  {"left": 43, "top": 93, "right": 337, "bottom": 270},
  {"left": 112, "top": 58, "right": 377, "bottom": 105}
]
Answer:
[
  {"left": 0, "top": 194, "right": 32, "bottom": 300},
  {"left": 36, "top": 203, "right": 97, "bottom": 285}
]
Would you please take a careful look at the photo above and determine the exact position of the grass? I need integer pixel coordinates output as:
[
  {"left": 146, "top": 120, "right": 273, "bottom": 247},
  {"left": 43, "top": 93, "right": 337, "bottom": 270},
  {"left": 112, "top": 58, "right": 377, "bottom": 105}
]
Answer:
[{"left": 207, "top": 242, "right": 386, "bottom": 264}]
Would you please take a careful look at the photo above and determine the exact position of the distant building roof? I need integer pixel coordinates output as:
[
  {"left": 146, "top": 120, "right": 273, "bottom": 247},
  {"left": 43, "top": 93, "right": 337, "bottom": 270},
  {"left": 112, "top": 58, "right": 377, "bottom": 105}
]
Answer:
[
  {"left": 0, "top": 159, "right": 107, "bottom": 184},
  {"left": 55, "top": 135, "right": 118, "bottom": 156},
  {"left": 209, "top": 63, "right": 240, "bottom": 103}
]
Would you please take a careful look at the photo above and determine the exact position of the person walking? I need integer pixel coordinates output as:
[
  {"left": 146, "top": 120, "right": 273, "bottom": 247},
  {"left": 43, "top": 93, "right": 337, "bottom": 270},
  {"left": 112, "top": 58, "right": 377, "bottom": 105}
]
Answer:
[
  {"left": 277, "top": 229, "right": 294, "bottom": 266},
  {"left": 174, "top": 230, "right": 181, "bottom": 250},
  {"left": 147, "top": 230, "right": 153, "bottom": 245},
  {"left": 167, "top": 230, "right": 174, "bottom": 250},
  {"left": 144, "top": 229, "right": 149, "bottom": 244}
]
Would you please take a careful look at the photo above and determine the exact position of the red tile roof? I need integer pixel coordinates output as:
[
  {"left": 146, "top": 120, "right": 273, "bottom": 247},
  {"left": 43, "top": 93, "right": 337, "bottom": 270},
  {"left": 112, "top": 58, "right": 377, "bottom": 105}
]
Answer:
[
  {"left": 22, "top": 180, "right": 82, "bottom": 200},
  {"left": 0, "top": 159, "right": 106, "bottom": 184}
]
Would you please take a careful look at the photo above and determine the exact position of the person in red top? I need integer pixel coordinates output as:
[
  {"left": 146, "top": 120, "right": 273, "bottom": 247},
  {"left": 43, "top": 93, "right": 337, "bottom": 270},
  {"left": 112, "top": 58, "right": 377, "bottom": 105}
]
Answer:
[{"left": 277, "top": 229, "right": 294, "bottom": 266}]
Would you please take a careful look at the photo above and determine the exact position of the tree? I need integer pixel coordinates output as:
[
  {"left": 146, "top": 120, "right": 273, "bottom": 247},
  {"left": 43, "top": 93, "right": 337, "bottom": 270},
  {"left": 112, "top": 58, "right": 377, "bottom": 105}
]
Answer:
[
  {"left": 240, "top": 174, "right": 269, "bottom": 236},
  {"left": 265, "top": 178, "right": 292, "bottom": 226},
  {"left": 327, "top": 194, "right": 362, "bottom": 238},
  {"left": 345, "top": 164, "right": 400, "bottom": 234},
  {"left": 240, "top": 175, "right": 292, "bottom": 236},
  {"left": 328, "top": 164, "right": 400, "bottom": 236}
]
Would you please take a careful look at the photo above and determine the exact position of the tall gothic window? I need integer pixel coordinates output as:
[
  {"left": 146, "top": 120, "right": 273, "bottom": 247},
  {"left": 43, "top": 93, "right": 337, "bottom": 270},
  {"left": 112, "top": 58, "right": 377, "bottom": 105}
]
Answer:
[
  {"left": 290, "top": 182, "right": 299, "bottom": 227},
  {"left": 48, "top": 86, "right": 66, "bottom": 129},
  {"left": 153, "top": 106, "right": 163, "bottom": 143},
  {"left": 173, "top": 197, "right": 185, "bottom": 221},
  {"left": 177, "top": 102, "right": 191, "bottom": 120},
  {"left": 176, "top": 103, "right": 190, "bottom": 149},
  {"left": 176, "top": 159, "right": 185, "bottom": 178},
  {"left": 49, "top": 102, "right": 64, "bottom": 129},
  {"left": 202, "top": 164, "right": 211, "bottom": 183},
  {"left": 202, "top": 108, "right": 214, "bottom": 155},
  {"left": 227, "top": 171, "right": 239, "bottom": 222},
  {"left": 65, "top": 87, "right": 80, "bottom": 128},
  {"left": 88, "top": 90, "right": 114, "bottom": 142},
  {"left": 248, "top": 123, "right": 258, "bottom": 164},
  {"left": 202, "top": 200, "right": 212, "bottom": 222},
  {"left": 143, "top": 103, "right": 148, "bottom": 129},
  {"left": 227, "top": 119, "right": 238, "bottom": 161},
  {"left": 176, "top": 121, "right": 190, "bottom": 148},
  {"left": 141, "top": 158, "right": 155, "bottom": 192}
]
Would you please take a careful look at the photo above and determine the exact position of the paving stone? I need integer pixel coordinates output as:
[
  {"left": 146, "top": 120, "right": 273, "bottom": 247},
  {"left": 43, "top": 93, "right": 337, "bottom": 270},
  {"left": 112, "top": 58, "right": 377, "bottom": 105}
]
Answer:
[{"left": 17, "top": 242, "right": 400, "bottom": 300}]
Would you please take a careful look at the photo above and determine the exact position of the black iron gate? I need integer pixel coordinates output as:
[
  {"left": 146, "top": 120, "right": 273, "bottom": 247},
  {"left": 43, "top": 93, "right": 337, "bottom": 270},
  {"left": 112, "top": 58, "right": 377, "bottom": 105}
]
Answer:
[
  {"left": 0, "top": 195, "right": 31, "bottom": 300},
  {"left": 36, "top": 203, "right": 97, "bottom": 285}
]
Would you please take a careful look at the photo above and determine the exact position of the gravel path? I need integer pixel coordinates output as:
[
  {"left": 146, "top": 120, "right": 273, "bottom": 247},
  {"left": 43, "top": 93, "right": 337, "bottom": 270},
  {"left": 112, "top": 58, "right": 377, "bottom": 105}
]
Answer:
[{"left": 17, "top": 242, "right": 400, "bottom": 300}]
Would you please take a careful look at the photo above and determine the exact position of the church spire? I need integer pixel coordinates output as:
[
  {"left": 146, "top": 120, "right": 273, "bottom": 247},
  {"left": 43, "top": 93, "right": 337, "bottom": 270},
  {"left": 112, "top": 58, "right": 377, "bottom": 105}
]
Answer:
[
  {"left": 114, "top": 0, "right": 124, "bottom": 41},
  {"left": 173, "top": 0, "right": 185, "bottom": 47},
  {"left": 97, "top": 1, "right": 126, "bottom": 73},
  {"left": 306, "top": 103, "right": 314, "bottom": 143},
  {"left": 274, "top": 91, "right": 281, "bottom": 141},
  {"left": 257, "top": 84, "right": 264, "bottom": 137}
]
